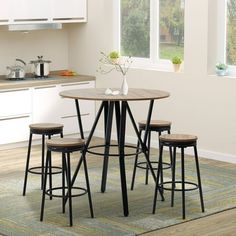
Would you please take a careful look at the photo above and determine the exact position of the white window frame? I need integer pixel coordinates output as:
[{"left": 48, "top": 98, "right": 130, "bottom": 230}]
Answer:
[
  {"left": 218, "top": 0, "right": 236, "bottom": 76},
  {"left": 115, "top": 0, "right": 185, "bottom": 72},
  {"left": 217, "top": 0, "right": 227, "bottom": 62}
]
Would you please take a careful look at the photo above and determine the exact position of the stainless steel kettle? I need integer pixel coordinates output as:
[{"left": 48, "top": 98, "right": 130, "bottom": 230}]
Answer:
[
  {"left": 6, "top": 59, "right": 26, "bottom": 79},
  {"left": 30, "top": 56, "right": 51, "bottom": 78}
]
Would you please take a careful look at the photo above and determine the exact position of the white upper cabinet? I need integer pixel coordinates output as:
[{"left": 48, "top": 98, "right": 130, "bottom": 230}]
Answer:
[
  {"left": 51, "top": 0, "right": 87, "bottom": 22},
  {"left": 0, "top": 0, "right": 87, "bottom": 25},
  {"left": 0, "top": 0, "right": 10, "bottom": 23},
  {"left": 11, "top": 0, "right": 50, "bottom": 23}
]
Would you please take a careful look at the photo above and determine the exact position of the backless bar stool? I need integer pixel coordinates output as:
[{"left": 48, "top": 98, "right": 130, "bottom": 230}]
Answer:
[
  {"left": 23, "top": 123, "right": 63, "bottom": 196},
  {"left": 153, "top": 134, "right": 205, "bottom": 219},
  {"left": 40, "top": 138, "right": 94, "bottom": 226},
  {"left": 131, "top": 120, "right": 172, "bottom": 190}
]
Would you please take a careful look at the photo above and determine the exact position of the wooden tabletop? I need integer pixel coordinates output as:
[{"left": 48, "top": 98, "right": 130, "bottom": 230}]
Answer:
[{"left": 60, "top": 88, "right": 170, "bottom": 101}]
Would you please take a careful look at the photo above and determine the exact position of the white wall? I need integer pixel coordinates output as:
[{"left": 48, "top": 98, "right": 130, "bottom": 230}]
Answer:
[
  {"left": 0, "top": 26, "right": 69, "bottom": 74},
  {"left": 67, "top": 0, "right": 236, "bottom": 161},
  {"left": 0, "top": 0, "right": 234, "bottom": 161}
]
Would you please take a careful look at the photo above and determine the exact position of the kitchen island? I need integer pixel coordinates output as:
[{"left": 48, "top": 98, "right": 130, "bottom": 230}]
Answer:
[{"left": 0, "top": 72, "right": 96, "bottom": 145}]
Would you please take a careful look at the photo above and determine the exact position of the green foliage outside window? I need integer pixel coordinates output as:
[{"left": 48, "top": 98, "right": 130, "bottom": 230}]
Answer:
[
  {"left": 120, "top": 0, "right": 184, "bottom": 60},
  {"left": 121, "top": 0, "right": 150, "bottom": 58},
  {"left": 227, "top": 0, "right": 236, "bottom": 65},
  {"left": 159, "top": 0, "right": 184, "bottom": 59}
]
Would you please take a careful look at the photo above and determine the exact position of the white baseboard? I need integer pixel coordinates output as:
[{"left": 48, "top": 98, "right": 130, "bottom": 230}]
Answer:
[{"left": 94, "top": 130, "right": 236, "bottom": 164}]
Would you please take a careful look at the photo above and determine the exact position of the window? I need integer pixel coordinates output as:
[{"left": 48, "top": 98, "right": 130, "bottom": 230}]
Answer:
[
  {"left": 226, "top": 0, "right": 236, "bottom": 65},
  {"left": 119, "top": 0, "right": 185, "bottom": 65}
]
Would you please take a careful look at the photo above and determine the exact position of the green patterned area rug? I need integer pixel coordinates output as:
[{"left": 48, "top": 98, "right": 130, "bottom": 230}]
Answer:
[{"left": 0, "top": 144, "right": 236, "bottom": 236}]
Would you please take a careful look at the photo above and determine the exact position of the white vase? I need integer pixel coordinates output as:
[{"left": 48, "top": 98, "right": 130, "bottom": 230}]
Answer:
[
  {"left": 173, "top": 63, "right": 181, "bottom": 72},
  {"left": 121, "top": 75, "right": 128, "bottom": 95}
]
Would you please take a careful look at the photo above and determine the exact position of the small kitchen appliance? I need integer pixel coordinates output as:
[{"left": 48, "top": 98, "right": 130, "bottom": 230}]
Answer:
[
  {"left": 6, "top": 58, "right": 26, "bottom": 80},
  {"left": 30, "top": 56, "right": 51, "bottom": 78}
]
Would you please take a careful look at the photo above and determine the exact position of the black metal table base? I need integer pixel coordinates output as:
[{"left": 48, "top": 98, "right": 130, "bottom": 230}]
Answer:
[{"left": 71, "top": 99, "right": 164, "bottom": 217}]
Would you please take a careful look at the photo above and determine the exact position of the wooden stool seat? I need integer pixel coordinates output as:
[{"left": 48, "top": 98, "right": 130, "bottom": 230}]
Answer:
[
  {"left": 160, "top": 134, "right": 198, "bottom": 143},
  {"left": 29, "top": 123, "right": 64, "bottom": 135},
  {"left": 47, "top": 138, "right": 85, "bottom": 149},
  {"left": 139, "top": 120, "right": 172, "bottom": 129}
]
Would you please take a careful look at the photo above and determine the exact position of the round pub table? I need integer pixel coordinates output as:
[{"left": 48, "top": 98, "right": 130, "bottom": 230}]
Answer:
[{"left": 60, "top": 88, "right": 170, "bottom": 217}]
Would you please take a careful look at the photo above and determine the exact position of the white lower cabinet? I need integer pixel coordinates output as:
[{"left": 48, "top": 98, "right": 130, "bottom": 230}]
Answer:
[
  {"left": 0, "top": 80, "right": 95, "bottom": 145},
  {"left": 0, "top": 88, "right": 31, "bottom": 117},
  {"left": 32, "top": 85, "right": 61, "bottom": 123},
  {"left": 0, "top": 88, "right": 31, "bottom": 145},
  {"left": 0, "top": 115, "right": 31, "bottom": 144},
  {"left": 59, "top": 81, "right": 95, "bottom": 135}
]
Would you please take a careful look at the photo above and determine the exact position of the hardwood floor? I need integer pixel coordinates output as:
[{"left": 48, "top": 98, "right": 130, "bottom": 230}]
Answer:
[
  {"left": 141, "top": 208, "right": 236, "bottom": 236},
  {"left": 1, "top": 137, "right": 236, "bottom": 236}
]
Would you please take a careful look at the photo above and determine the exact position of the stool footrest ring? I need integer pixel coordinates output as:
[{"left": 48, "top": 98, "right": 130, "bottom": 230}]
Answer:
[
  {"left": 159, "top": 181, "right": 199, "bottom": 191},
  {"left": 137, "top": 161, "right": 171, "bottom": 170},
  {"left": 45, "top": 187, "right": 87, "bottom": 198},
  {"left": 87, "top": 144, "right": 142, "bottom": 157},
  {"left": 28, "top": 166, "right": 62, "bottom": 175}
]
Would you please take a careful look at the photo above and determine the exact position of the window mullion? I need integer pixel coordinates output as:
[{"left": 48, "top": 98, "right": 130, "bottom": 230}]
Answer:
[
  {"left": 150, "top": 0, "right": 158, "bottom": 63},
  {"left": 218, "top": 0, "right": 227, "bottom": 62}
]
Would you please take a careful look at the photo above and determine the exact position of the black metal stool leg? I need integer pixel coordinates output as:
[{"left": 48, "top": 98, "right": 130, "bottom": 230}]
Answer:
[
  {"left": 66, "top": 153, "right": 73, "bottom": 226},
  {"left": 40, "top": 150, "right": 50, "bottom": 222},
  {"left": 82, "top": 152, "right": 94, "bottom": 218},
  {"left": 23, "top": 132, "right": 33, "bottom": 196},
  {"left": 171, "top": 147, "right": 176, "bottom": 207},
  {"left": 48, "top": 135, "right": 52, "bottom": 200},
  {"left": 181, "top": 147, "right": 186, "bottom": 219},
  {"left": 194, "top": 145, "right": 205, "bottom": 213},
  {"left": 167, "top": 130, "right": 173, "bottom": 168},
  {"left": 131, "top": 129, "right": 143, "bottom": 190},
  {"left": 152, "top": 144, "right": 163, "bottom": 214},
  {"left": 62, "top": 153, "right": 66, "bottom": 213},
  {"left": 145, "top": 130, "right": 151, "bottom": 185},
  {"left": 41, "top": 134, "right": 45, "bottom": 190},
  {"left": 158, "top": 132, "right": 164, "bottom": 191}
]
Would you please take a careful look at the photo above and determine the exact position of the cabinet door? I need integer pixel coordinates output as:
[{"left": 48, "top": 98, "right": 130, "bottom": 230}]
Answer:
[
  {"left": 0, "top": 116, "right": 31, "bottom": 144},
  {"left": 59, "top": 81, "right": 95, "bottom": 135},
  {"left": 0, "top": 88, "right": 31, "bottom": 118},
  {"left": 32, "top": 85, "right": 61, "bottom": 123},
  {"left": 0, "top": 88, "right": 31, "bottom": 144},
  {"left": 51, "top": 0, "right": 86, "bottom": 22},
  {"left": 0, "top": 1, "right": 10, "bottom": 24},
  {"left": 11, "top": 0, "right": 50, "bottom": 22}
]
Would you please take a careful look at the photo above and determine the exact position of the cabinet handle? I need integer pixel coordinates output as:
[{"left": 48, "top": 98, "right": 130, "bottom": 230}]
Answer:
[
  {"left": 0, "top": 20, "right": 8, "bottom": 23},
  {"left": 53, "top": 17, "right": 85, "bottom": 21},
  {"left": 61, "top": 113, "right": 89, "bottom": 119},
  {"left": 14, "top": 18, "right": 48, "bottom": 22},
  {"left": 35, "top": 85, "right": 56, "bottom": 90},
  {"left": 0, "top": 88, "right": 29, "bottom": 93},
  {"left": 0, "top": 114, "right": 30, "bottom": 121},
  {"left": 61, "top": 82, "right": 90, "bottom": 87}
]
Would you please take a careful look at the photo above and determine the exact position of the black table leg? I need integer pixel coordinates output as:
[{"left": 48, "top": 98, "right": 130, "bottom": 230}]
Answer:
[
  {"left": 115, "top": 101, "right": 121, "bottom": 144},
  {"left": 119, "top": 101, "right": 129, "bottom": 216},
  {"left": 126, "top": 101, "right": 164, "bottom": 201},
  {"left": 70, "top": 101, "right": 105, "bottom": 190},
  {"left": 101, "top": 101, "right": 114, "bottom": 193}
]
